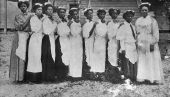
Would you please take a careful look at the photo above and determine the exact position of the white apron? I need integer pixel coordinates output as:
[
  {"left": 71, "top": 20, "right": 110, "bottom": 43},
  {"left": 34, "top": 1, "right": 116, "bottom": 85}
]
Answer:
[
  {"left": 57, "top": 22, "right": 71, "bottom": 66},
  {"left": 69, "top": 21, "right": 83, "bottom": 77},
  {"left": 27, "top": 15, "right": 43, "bottom": 73},
  {"left": 92, "top": 20, "right": 107, "bottom": 73}
]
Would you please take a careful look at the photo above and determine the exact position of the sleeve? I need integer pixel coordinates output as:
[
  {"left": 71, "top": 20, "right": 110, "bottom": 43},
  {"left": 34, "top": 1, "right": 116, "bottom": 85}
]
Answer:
[
  {"left": 14, "top": 15, "right": 22, "bottom": 31},
  {"left": 82, "top": 23, "right": 90, "bottom": 38},
  {"left": 133, "top": 25, "right": 137, "bottom": 38},
  {"left": 107, "top": 23, "right": 115, "bottom": 40},
  {"left": 116, "top": 25, "right": 126, "bottom": 40},
  {"left": 152, "top": 18, "right": 159, "bottom": 44},
  {"left": 135, "top": 19, "right": 140, "bottom": 35}
]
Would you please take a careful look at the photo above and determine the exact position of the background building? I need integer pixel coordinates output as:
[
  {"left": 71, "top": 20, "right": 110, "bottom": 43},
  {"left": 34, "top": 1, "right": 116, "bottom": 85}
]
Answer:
[{"left": 0, "top": 0, "right": 169, "bottom": 32}]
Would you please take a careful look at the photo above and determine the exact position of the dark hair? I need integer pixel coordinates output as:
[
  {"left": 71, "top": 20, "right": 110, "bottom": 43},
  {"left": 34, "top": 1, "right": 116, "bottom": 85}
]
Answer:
[
  {"left": 57, "top": 8, "right": 66, "bottom": 14},
  {"left": 97, "top": 9, "right": 106, "bottom": 16},
  {"left": 108, "top": 8, "right": 120, "bottom": 16},
  {"left": 69, "top": 8, "right": 78, "bottom": 16},
  {"left": 43, "top": 4, "right": 54, "bottom": 13},
  {"left": 18, "top": 1, "right": 29, "bottom": 8},
  {"left": 67, "top": 15, "right": 72, "bottom": 20},
  {"left": 123, "top": 11, "right": 135, "bottom": 19},
  {"left": 84, "top": 9, "right": 93, "bottom": 17},
  {"left": 139, "top": 3, "right": 151, "bottom": 11},
  {"left": 32, "top": 4, "right": 42, "bottom": 13}
]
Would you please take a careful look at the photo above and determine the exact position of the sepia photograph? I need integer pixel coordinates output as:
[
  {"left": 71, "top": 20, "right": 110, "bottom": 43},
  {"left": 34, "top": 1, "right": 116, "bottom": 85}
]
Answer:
[{"left": 0, "top": 0, "right": 170, "bottom": 97}]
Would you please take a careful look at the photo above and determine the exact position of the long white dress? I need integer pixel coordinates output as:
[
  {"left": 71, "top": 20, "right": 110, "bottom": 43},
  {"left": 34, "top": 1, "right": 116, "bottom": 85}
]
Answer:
[
  {"left": 82, "top": 19, "right": 95, "bottom": 71},
  {"left": 69, "top": 21, "right": 83, "bottom": 77},
  {"left": 92, "top": 20, "right": 107, "bottom": 73},
  {"left": 107, "top": 21, "right": 120, "bottom": 67},
  {"left": 57, "top": 21, "right": 71, "bottom": 66},
  {"left": 135, "top": 15, "right": 164, "bottom": 83},
  {"left": 27, "top": 15, "right": 44, "bottom": 73}
]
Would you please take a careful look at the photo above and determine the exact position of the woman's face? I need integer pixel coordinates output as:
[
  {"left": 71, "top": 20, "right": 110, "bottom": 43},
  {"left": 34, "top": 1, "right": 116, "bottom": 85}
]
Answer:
[
  {"left": 46, "top": 6, "right": 53, "bottom": 16},
  {"left": 125, "top": 14, "right": 133, "bottom": 23},
  {"left": 98, "top": 12, "right": 105, "bottom": 20},
  {"left": 58, "top": 9, "right": 66, "bottom": 18},
  {"left": 72, "top": 11, "right": 79, "bottom": 19},
  {"left": 86, "top": 10, "right": 93, "bottom": 20},
  {"left": 35, "top": 7, "right": 43, "bottom": 16},
  {"left": 141, "top": 6, "right": 149, "bottom": 18},
  {"left": 111, "top": 11, "right": 118, "bottom": 19},
  {"left": 20, "top": 3, "right": 28, "bottom": 13}
]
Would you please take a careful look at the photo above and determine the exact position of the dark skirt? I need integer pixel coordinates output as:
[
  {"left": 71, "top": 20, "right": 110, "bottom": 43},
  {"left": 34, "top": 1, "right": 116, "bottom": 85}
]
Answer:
[
  {"left": 26, "top": 72, "right": 42, "bottom": 83},
  {"left": 105, "top": 40, "right": 121, "bottom": 83},
  {"left": 9, "top": 33, "right": 26, "bottom": 82},
  {"left": 82, "top": 38, "right": 91, "bottom": 79},
  {"left": 118, "top": 52, "right": 137, "bottom": 82},
  {"left": 55, "top": 36, "right": 68, "bottom": 81},
  {"left": 105, "top": 62, "right": 122, "bottom": 83},
  {"left": 41, "top": 35, "right": 56, "bottom": 82}
]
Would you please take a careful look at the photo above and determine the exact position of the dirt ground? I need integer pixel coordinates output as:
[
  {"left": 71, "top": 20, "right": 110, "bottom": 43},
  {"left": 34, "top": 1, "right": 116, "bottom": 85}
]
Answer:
[{"left": 0, "top": 32, "right": 170, "bottom": 97}]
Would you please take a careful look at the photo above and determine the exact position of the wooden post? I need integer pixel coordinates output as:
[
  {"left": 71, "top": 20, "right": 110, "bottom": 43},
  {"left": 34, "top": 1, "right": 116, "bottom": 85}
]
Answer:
[{"left": 4, "top": 0, "right": 7, "bottom": 34}]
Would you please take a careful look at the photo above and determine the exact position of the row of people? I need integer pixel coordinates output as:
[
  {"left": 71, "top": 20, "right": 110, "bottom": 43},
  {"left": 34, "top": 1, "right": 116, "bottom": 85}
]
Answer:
[{"left": 9, "top": 1, "right": 164, "bottom": 84}]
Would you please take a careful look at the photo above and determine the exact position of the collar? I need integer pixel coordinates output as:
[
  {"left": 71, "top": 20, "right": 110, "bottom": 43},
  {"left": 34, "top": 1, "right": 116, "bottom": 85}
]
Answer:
[
  {"left": 98, "top": 19, "right": 105, "bottom": 23},
  {"left": 124, "top": 21, "right": 132, "bottom": 26},
  {"left": 21, "top": 10, "right": 30, "bottom": 15},
  {"left": 142, "top": 15, "right": 150, "bottom": 19},
  {"left": 112, "top": 19, "right": 119, "bottom": 23},
  {"left": 85, "top": 19, "right": 93, "bottom": 23}
]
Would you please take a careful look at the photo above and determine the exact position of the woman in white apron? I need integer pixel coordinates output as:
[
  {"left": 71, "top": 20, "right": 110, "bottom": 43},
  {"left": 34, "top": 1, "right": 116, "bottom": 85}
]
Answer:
[
  {"left": 82, "top": 8, "right": 96, "bottom": 79},
  {"left": 26, "top": 3, "right": 44, "bottom": 83},
  {"left": 56, "top": 7, "right": 70, "bottom": 81},
  {"left": 41, "top": 3, "right": 57, "bottom": 82},
  {"left": 93, "top": 9, "right": 107, "bottom": 80},
  {"left": 116, "top": 10, "right": 138, "bottom": 83},
  {"left": 106, "top": 8, "right": 122, "bottom": 83},
  {"left": 68, "top": 8, "right": 83, "bottom": 78}
]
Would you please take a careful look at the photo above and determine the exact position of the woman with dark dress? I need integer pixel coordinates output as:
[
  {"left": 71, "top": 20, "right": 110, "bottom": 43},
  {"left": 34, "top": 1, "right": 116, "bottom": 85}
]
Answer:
[
  {"left": 116, "top": 10, "right": 138, "bottom": 83},
  {"left": 9, "top": 0, "right": 33, "bottom": 83},
  {"left": 26, "top": 3, "right": 44, "bottom": 83},
  {"left": 55, "top": 6, "right": 70, "bottom": 81},
  {"left": 41, "top": 2, "right": 58, "bottom": 82}
]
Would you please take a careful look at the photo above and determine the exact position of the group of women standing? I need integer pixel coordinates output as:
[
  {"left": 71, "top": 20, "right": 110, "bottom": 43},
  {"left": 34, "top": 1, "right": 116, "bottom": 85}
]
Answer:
[{"left": 9, "top": 1, "right": 164, "bottom": 85}]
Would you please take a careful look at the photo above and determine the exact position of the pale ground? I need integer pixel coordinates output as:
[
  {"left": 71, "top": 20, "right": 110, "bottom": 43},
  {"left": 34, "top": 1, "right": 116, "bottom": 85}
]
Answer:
[{"left": 0, "top": 32, "right": 170, "bottom": 97}]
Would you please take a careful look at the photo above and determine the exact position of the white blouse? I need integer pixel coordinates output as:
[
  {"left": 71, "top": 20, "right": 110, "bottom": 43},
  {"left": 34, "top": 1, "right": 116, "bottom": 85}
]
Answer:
[
  {"left": 43, "top": 16, "right": 57, "bottom": 35},
  {"left": 107, "top": 21, "right": 120, "bottom": 40},
  {"left": 57, "top": 22, "right": 70, "bottom": 37},
  {"left": 95, "top": 20, "right": 107, "bottom": 37},
  {"left": 30, "top": 15, "right": 44, "bottom": 33},
  {"left": 135, "top": 15, "right": 159, "bottom": 45},
  {"left": 70, "top": 21, "right": 82, "bottom": 36},
  {"left": 82, "top": 19, "right": 94, "bottom": 38}
]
